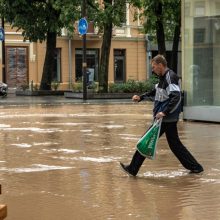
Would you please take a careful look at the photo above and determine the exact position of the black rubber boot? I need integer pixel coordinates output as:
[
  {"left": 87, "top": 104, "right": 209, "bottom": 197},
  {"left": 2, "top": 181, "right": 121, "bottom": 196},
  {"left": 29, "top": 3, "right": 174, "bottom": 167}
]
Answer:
[
  {"left": 189, "top": 164, "right": 204, "bottom": 174},
  {"left": 120, "top": 162, "right": 136, "bottom": 177},
  {"left": 120, "top": 151, "right": 146, "bottom": 176}
]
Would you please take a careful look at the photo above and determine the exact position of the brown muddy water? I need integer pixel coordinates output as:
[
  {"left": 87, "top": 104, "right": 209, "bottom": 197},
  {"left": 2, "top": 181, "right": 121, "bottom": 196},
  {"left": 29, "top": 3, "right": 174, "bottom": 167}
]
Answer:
[{"left": 0, "top": 102, "right": 219, "bottom": 220}]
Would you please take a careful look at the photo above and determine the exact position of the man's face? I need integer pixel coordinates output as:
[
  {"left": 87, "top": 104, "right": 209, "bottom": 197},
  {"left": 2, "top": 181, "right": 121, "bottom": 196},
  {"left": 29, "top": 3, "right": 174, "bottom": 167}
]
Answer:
[{"left": 151, "top": 61, "right": 163, "bottom": 76}]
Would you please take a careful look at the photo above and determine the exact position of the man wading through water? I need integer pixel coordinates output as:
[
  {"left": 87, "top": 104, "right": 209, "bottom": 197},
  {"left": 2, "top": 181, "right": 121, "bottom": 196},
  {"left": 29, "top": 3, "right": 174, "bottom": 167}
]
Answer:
[{"left": 120, "top": 54, "right": 204, "bottom": 176}]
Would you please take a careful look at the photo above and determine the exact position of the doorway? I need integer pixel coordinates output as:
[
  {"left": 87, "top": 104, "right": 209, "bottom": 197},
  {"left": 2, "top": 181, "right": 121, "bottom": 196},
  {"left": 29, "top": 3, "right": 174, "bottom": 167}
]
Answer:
[
  {"left": 6, "top": 46, "right": 28, "bottom": 88},
  {"left": 114, "top": 49, "right": 126, "bottom": 82}
]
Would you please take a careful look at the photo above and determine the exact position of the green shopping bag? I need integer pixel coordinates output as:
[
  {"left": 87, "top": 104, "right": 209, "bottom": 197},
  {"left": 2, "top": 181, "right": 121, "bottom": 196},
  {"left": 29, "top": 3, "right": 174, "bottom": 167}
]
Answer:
[{"left": 136, "top": 119, "right": 162, "bottom": 159}]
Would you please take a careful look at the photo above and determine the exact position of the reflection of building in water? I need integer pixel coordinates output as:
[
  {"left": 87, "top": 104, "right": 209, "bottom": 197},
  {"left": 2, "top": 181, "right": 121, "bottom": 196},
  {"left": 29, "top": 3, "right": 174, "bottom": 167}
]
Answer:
[{"left": 182, "top": 0, "right": 220, "bottom": 122}]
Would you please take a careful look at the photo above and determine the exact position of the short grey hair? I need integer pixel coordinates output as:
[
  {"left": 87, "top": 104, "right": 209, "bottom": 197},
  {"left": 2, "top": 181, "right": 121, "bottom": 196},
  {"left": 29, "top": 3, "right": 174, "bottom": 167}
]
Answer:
[{"left": 152, "top": 54, "right": 167, "bottom": 67}]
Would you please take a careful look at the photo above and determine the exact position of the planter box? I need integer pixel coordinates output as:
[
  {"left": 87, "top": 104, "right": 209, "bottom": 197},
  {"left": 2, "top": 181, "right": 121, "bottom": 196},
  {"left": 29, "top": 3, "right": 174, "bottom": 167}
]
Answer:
[
  {"left": 64, "top": 92, "right": 134, "bottom": 99},
  {"left": 16, "top": 90, "right": 67, "bottom": 96}
]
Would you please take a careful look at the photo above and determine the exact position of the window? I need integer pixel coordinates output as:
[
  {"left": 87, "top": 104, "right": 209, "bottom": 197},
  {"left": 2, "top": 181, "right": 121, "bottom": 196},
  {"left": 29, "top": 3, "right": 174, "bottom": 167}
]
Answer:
[
  {"left": 194, "top": 1, "right": 205, "bottom": 16},
  {"left": 114, "top": 49, "right": 126, "bottom": 82},
  {"left": 75, "top": 49, "right": 99, "bottom": 82},
  {"left": 194, "top": 28, "right": 205, "bottom": 43},
  {"left": 52, "top": 48, "right": 61, "bottom": 82},
  {"left": 183, "top": 0, "right": 220, "bottom": 121}
]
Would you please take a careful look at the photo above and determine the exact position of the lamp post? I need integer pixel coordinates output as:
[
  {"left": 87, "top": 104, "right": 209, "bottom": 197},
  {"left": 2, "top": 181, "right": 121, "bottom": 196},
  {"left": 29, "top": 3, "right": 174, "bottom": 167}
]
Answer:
[
  {"left": 82, "top": 0, "right": 87, "bottom": 100},
  {"left": 1, "top": 17, "right": 5, "bottom": 83},
  {"left": 145, "top": 34, "right": 152, "bottom": 78}
]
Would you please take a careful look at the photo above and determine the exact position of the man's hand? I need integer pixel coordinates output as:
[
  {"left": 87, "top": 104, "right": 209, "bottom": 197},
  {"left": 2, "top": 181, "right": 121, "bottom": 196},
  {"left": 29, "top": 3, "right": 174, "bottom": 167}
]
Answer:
[
  {"left": 132, "top": 95, "right": 140, "bottom": 102},
  {"left": 155, "top": 112, "right": 166, "bottom": 119}
]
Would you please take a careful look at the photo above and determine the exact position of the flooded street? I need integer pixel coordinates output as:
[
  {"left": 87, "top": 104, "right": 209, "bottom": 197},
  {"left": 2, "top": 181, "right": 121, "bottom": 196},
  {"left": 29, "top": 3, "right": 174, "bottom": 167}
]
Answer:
[{"left": 0, "top": 102, "right": 219, "bottom": 220}]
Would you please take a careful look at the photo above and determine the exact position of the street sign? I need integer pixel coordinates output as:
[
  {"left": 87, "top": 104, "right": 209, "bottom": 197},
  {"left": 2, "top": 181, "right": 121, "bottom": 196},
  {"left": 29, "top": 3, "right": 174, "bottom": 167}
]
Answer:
[
  {"left": 0, "top": 27, "right": 5, "bottom": 41},
  {"left": 78, "top": 18, "right": 88, "bottom": 35}
]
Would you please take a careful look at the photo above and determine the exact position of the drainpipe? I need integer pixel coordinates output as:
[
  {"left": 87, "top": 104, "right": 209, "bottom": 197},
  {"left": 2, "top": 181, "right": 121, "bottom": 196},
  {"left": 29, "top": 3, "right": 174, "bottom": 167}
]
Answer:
[
  {"left": 1, "top": 17, "right": 5, "bottom": 83},
  {"left": 68, "top": 37, "right": 72, "bottom": 90},
  {"left": 82, "top": 0, "right": 87, "bottom": 100},
  {"left": 145, "top": 34, "right": 152, "bottom": 79}
]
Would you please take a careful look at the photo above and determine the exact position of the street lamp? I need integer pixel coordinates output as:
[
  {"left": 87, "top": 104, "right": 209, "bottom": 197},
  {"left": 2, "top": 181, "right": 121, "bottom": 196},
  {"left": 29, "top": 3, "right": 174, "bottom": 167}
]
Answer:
[
  {"left": 1, "top": 17, "right": 5, "bottom": 83},
  {"left": 78, "top": 1, "right": 88, "bottom": 100},
  {"left": 82, "top": 0, "right": 87, "bottom": 100},
  {"left": 146, "top": 34, "right": 152, "bottom": 78}
]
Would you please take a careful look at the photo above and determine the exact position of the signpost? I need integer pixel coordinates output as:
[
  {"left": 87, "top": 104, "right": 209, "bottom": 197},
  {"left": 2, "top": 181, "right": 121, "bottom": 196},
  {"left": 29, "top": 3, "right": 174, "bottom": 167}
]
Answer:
[
  {"left": 78, "top": 18, "right": 88, "bottom": 36},
  {"left": 0, "top": 27, "right": 4, "bottom": 41},
  {"left": 0, "top": 17, "right": 6, "bottom": 83},
  {"left": 78, "top": 0, "right": 88, "bottom": 100}
]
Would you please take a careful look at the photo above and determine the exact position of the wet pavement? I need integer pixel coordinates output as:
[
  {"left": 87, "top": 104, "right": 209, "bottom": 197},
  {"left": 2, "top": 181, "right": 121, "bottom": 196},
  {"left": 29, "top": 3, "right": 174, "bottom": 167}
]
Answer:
[
  {"left": 0, "top": 92, "right": 132, "bottom": 106},
  {"left": 0, "top": 94, "right": 220, "bottom": 220}
]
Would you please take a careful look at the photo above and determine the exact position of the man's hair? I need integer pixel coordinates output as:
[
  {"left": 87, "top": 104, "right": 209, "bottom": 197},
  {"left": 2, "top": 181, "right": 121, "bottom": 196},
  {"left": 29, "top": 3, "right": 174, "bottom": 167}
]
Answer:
[{"left": 151, "top": 54, "right": 167, "bottom": 67}]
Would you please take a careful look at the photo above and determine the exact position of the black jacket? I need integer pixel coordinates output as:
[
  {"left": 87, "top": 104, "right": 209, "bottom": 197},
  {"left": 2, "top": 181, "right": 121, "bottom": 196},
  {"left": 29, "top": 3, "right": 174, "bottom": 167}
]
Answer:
[{"left": 140, "top": 69, "right": 181, "bottom": 122}]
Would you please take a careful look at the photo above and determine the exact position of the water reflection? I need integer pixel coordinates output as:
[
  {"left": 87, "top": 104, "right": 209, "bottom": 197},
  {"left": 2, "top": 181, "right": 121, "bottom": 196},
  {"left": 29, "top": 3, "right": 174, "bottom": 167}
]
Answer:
[{"left": 0, "top": 103, "right": 219, "bottom": 220}]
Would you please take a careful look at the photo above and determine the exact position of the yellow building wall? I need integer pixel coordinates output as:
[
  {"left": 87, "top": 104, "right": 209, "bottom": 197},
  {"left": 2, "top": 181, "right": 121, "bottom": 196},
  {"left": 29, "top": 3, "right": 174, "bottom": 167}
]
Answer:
[
  {"left": 0, "top": 35, "right": 147, "bottom": 89},
  {"left": 0, "top": 3, "right": 148, "bottom": 90}
]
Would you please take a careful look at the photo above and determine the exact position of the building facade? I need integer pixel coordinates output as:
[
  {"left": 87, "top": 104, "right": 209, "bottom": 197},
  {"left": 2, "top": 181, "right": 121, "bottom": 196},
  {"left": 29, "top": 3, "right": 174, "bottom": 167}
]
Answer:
[
  {"left": 182, "top": 0, "right": 220, "bottom": 122},
  {"left": 0, "top": 3, "right": 147, "bottom": 90}
]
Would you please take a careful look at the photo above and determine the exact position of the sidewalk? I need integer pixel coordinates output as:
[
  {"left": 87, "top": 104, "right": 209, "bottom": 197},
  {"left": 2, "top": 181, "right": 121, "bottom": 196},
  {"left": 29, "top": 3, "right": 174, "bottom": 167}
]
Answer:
[{"left": 0, "top": 92, "right": 134, "bottom": 106}]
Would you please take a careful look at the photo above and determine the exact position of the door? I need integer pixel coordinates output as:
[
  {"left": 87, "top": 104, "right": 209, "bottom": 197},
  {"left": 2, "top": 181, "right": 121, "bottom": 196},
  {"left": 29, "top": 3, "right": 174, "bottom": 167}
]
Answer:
[
  {"left": 75, "top": 49, "right": 99, "bottom": 82},
  {"left": 6, "top": 47, "right": 28, "bottom": 88},
  {"left": 52, "top": 48, "right": 61, "bottom": 82},
  {"left": 114, "top": 49, "right": 126, "bottom": 82}
]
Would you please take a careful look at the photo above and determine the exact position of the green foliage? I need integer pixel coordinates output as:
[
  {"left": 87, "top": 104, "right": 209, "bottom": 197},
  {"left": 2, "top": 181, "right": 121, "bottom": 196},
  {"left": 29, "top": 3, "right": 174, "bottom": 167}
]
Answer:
[
  {"left": 71, "top": 75, "right": 158, "bottom": 94},
  {"left": 88, "top": 82, "right": 98, "bottom": 92},
  {"left": 108, "top": 75, "right": 159, "bottom": 93},
  {"left": 132, "top": 0, "right": 181, "bottom": 41},
  {"left": 33, "top": 84, "right": 39, "bottom": 91},
  {"left": 51, "top": 80, "right": 60, "bottom": 91},
  {"left": 19, "top": 83, "right": 29, "bottom": 91},
  {"left": 88, "top": 0, "right": 129, "bottom": 33},
  {"left": 71, "top": 81, "right": 99, "bottom": 93},
  {"left": 72, "top": 82, "right": 83, "bottom": 93},
  {"left": 0, "top": 0, "right": 81, "bottom": 42}
]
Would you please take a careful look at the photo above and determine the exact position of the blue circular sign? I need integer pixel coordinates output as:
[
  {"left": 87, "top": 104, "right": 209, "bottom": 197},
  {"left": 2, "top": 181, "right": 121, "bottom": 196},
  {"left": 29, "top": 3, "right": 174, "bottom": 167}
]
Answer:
[
  {"left": 78, "top": 18, "right": 88, "bottom": 35},
  {"left": 0, "top": 27, "right": 5, "bottom": 41}
]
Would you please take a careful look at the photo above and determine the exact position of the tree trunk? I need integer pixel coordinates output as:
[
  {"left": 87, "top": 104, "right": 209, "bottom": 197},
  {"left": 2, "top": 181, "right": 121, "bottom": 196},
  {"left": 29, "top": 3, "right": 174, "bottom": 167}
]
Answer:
[
  {"left": 98, "top": 20, "right": 113, "bottom": 93},
  {"left": 40, "top": 31, "right": 57, "bottom": 90},
  {"left": 171, "top": 17, "right": 181, "bottom": 73},
  {"left": 155, "top": 2, "right": 166, "bottom": 56}
]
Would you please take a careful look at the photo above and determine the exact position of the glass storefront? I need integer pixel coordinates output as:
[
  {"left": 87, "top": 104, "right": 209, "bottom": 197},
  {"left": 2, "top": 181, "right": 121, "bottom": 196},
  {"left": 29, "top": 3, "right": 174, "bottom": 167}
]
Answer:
[
  {"left": 75, "top": 49, "right": 99, "bottom": 82},
  {"left": 114, "top": 49, "right": 126, "bottom": 82},
  {"left": 183, "top": 0, "right": 220, "bottom": 121}
]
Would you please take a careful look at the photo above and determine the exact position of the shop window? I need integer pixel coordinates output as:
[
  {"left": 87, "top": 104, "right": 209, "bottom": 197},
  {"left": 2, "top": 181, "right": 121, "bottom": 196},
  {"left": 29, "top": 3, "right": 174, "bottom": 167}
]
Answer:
[
  {"left": 52, "top": 48, "right": 61, "bottom": 82},
  {"left": 75, "top": 49, "right": 99, "bottom": 82},
  {"left": 114, "top": 49, "right": 126, "bottom": 82},
  {"left": 194, "top": 28, "right": 205, "bottom": 43}
]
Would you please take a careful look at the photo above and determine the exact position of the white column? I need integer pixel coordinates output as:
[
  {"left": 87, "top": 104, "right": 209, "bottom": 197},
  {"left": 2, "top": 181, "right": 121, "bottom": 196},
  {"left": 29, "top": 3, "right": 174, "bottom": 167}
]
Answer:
[
  {"left": 126, "top": 3, "right": 131, "bottom": 37},
  {"left": 29, "top": 42, "right": 36, "bottom": 62}
]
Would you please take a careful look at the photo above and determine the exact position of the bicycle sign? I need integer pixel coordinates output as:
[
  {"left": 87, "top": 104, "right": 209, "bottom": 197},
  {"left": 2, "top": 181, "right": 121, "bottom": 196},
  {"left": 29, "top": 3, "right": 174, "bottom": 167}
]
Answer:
[
  {"left": 0, "top": 27, "right": 5, "bottom": 41},
  {"left": 78, "top": 18, "right": 88, "bottom": 35}
]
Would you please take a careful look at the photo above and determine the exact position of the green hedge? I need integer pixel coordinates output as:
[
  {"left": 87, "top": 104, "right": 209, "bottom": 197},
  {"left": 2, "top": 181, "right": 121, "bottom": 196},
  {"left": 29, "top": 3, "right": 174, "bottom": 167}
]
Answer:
[
  {"left": 108, "top": 75, "right": 158, "bottom": 93},
  {"left": 71, "top": 75, "right": 159, "bottom": 93}
]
